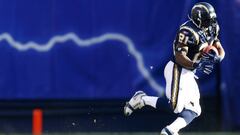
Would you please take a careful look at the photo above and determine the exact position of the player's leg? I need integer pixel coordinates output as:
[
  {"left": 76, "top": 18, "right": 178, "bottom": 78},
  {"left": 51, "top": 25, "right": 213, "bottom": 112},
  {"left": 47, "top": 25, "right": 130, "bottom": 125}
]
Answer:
[
  {"left": 142, "top": 60, "right": 174, "bottom": 109},
  {"left": 124, "top": 91, "right": 160, "bottom": 116},
  {"left": 166, "top": 70, "right": 201, "bottom": 134},
  {"left": 162, "top": 109, "right": 197, "bottom": 135},
  {"left": 124, "top": 61, "right": 173, "bottom": 116},
  {"left": 161, "top": 67, "right": 201, "bottom": 134},
  {"left": 124, "top": 92, "right": 172, "bottom": 116},
  {"left": 124, "top": 91, "right": 147, "bottom": 116},
  {"left": 160, "top": 62, "right": 183, "bottom": 135}
]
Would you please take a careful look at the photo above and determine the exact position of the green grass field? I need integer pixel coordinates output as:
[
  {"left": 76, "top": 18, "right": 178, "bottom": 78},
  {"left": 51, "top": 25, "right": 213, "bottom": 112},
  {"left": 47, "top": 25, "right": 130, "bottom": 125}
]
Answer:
[
  {"left": 46, "top": 133, "right": 239, "bottom": 135},
  {"left": 3, "top": 132, "right": 239, "bottom": 135},
  {"left": 66, "top": 133, "right": 238, "bottom": 135}
]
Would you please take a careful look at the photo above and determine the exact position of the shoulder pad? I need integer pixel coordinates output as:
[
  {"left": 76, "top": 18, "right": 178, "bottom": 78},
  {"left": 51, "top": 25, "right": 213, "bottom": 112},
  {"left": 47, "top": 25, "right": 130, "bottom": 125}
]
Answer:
[{"left": 176, "top": 26, "right": 200, "bottom": 46}]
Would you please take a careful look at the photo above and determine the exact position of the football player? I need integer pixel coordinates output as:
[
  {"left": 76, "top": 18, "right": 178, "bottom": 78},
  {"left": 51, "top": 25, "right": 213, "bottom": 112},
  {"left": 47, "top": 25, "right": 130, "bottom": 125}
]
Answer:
[{"left": 124, "top": 2, "right": 225, "bottom": 135}]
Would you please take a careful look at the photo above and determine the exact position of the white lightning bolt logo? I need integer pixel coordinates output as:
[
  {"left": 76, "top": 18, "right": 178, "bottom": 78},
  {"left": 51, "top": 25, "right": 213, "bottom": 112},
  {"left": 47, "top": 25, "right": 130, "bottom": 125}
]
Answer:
[{"left": 0, "top": 32, "right": 164, "bottom": 96}]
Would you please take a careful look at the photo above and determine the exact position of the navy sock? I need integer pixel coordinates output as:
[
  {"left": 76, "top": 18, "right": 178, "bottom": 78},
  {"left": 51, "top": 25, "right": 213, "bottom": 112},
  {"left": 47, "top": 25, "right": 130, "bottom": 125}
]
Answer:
[
  {"left": 156, "top": 97, "right": 172, "bottom": 112},
  {"left": 179, "top": 109, "right": 198, "bottom": 124}
]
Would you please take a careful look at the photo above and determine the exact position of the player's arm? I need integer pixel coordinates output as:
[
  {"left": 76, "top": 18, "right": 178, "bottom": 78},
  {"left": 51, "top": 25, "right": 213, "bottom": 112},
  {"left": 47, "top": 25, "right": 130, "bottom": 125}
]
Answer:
[
  {"left": 209, "top": 21, "right": 225, "bottom": 61},
  {"left": 213, "top": 40, "right": 225, "bottom": 61},
  {"left": 174, "top": 28, "right": 198, "bottom": 69},
  {"left": 175, "top": 44, "right": 195, "bottom": 69}
]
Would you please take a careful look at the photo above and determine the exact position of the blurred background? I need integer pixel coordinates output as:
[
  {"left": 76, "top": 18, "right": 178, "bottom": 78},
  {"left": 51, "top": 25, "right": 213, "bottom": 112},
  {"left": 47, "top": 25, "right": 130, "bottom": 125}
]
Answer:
[{"left": 0, "top": 0, "right": 239, "bottom": 134}]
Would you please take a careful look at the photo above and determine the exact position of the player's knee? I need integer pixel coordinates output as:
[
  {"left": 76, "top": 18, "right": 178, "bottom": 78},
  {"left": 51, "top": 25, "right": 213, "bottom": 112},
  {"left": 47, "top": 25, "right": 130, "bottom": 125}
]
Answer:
[
  {"left": 197, "top": 107, "right": 201, "bottom": 117},
  {"left": 179, "top": 109, "right": 198, "bottom": 124}
]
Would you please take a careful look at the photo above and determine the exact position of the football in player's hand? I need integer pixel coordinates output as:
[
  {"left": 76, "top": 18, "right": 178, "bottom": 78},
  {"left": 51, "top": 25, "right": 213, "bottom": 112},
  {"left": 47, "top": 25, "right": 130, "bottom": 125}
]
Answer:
[{"left": 202, "top": 45, "right": 219, "bottom": 56}]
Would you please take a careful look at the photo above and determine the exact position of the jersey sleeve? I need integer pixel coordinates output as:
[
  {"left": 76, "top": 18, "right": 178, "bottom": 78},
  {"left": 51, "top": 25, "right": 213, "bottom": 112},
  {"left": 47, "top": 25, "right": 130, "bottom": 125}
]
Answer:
[{"left": 175, "top": 27, "right": 199, "bottom": 48}]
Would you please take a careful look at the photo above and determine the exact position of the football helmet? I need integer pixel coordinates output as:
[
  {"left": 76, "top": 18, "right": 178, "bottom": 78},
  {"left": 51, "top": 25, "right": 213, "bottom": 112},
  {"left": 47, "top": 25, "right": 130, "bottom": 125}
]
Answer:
[{"left": 191, "top": 2, "right": 217, "bottom": 28}]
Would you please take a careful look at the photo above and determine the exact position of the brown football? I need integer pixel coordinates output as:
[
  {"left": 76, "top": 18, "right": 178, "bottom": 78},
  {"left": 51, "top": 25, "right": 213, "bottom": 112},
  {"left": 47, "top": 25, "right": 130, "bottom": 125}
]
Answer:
[{"left": 202, "top": 45, "right": 219, "bottom": 56}]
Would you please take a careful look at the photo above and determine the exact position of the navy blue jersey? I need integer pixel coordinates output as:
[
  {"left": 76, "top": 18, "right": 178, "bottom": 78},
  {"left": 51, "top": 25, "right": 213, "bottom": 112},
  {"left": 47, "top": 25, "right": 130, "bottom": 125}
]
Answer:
[{"left": 173, "top": 20, "right": 214, "bottom": 62}]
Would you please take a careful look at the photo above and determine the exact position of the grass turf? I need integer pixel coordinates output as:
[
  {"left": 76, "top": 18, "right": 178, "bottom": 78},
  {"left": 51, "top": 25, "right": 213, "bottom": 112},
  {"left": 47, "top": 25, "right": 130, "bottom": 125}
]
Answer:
[{"left": 1, "top": 132, "right": 239, "bottom": 135}]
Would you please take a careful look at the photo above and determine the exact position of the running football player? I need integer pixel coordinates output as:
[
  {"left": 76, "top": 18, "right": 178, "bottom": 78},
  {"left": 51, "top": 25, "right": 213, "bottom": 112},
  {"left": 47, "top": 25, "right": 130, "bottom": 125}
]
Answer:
[{"left": 124, "top": 2, "right": 225, "bottom": 135}]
